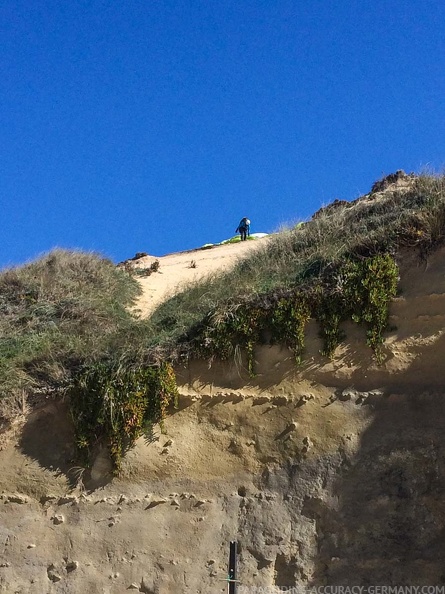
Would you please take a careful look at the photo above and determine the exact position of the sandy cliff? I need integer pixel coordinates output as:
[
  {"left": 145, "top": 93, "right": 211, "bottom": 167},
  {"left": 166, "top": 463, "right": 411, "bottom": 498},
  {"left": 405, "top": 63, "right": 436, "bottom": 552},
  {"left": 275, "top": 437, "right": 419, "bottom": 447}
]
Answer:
[{"left": 1, "top": 240, "right": 445, "bottom": 593}]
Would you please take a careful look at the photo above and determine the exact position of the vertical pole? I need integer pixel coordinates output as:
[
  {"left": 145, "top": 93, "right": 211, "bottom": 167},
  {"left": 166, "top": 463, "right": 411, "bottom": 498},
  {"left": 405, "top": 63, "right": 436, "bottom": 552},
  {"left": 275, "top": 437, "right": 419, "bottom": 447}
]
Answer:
[{"left": 228, "top": 540, "right": 237, "bottom": 594}]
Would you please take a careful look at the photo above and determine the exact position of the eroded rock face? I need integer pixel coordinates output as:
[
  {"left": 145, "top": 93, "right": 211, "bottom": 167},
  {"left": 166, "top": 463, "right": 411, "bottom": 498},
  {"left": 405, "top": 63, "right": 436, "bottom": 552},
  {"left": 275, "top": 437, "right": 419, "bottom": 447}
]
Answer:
[
  {"left": 1, "top": 389, "right": 445, "bottom": 592},
  {"left": 1, "top": 248, "right": 445, "bottom": 592}
]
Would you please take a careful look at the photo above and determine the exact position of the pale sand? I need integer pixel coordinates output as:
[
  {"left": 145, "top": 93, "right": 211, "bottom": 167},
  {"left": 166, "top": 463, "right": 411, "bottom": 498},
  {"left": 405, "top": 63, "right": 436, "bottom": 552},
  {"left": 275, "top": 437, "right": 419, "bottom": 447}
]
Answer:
[{"left": 129, "top": 237, "right": 270, "bottom": 317}]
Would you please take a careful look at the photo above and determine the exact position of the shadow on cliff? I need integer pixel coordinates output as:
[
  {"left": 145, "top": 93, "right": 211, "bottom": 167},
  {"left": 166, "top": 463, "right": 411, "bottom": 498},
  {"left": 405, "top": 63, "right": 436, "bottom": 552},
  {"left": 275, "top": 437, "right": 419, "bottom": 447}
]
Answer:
[
  {"left": 298, "top": 315, "right": 445, "bottom": 393},
  {"left": 178, "top": 316, "right": 445, "bottom": 394},
  {"left": 18, "top": 400, "right": 83, "bottom": 488},
  {"left": 308, "top": 339, "right": 445, "bottom": 585},
  {"left": 18, "top": 399, "right": 114, "bottom": 490}
]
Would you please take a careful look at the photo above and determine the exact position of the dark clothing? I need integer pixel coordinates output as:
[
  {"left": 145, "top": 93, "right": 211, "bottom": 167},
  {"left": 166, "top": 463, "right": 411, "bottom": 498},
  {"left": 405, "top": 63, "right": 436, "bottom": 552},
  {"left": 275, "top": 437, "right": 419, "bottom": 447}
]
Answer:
[{"left": 236, "top": 218, "right": 250, "bottom": 241}]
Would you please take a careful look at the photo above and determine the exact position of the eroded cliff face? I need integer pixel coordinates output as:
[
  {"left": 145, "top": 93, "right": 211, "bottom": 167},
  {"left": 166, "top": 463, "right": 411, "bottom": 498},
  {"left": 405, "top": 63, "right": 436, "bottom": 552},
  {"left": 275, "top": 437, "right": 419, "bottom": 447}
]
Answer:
[{"left": 1, "top": 248, "right": 445, "bottom": 593}]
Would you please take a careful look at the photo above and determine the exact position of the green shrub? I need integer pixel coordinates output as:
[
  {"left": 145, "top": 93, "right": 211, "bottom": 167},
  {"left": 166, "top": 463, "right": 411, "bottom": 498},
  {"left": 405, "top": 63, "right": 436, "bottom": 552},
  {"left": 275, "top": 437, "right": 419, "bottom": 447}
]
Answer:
[
  {"left": 69, "top": 360, "right": 178, "bottom": 469},
  {"left": 342, "top": 254, "right": 399, "bottom": 355},
  {"left": 270, "top": 294, "right": 310, "bottom": 363}
]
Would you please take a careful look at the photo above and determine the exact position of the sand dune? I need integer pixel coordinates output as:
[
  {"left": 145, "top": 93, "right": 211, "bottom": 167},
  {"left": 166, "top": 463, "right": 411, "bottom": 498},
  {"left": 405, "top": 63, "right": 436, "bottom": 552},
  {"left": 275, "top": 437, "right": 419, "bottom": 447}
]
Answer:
[{"left": 128, "top": 237, "right": 270, "bottom": 317}]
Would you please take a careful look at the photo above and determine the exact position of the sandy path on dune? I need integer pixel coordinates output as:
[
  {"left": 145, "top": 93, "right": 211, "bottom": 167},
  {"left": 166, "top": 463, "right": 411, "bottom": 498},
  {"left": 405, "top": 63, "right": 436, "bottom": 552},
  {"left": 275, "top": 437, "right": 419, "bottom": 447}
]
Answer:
[{"left": 129, "top": 238, "right": 269, "bottom": 317}]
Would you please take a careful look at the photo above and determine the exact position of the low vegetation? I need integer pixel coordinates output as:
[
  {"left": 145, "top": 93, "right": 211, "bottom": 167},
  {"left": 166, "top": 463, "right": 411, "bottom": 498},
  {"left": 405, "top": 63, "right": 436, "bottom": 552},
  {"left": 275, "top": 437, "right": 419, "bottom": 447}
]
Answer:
[{"left": 1, "top": 172, "right": 444, "bottom": 468}]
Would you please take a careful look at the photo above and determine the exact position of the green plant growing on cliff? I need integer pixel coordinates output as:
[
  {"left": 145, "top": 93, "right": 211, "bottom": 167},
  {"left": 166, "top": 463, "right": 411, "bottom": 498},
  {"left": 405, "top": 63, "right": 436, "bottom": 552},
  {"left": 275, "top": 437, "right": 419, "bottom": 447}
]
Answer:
[
  {"left": 198, "top": 304, "right": 266, "bottom": 376},
  {"left": 312, "top": 254, "right": 399, "bottom": 357},
  {"left": 342, "top": 254, "right": 399, "bottom": 357},
  {"left": 313, "top": 285, "right": 347, "bottom": 358},
  {"left": 270, "top": 294, "right": 310, "bottom": 363},
  {"left": 193, "top": 253, "right": 399, "bottom": 369},
  {"left": 69, "top": 361, "right": 178, "bottom": 469}
]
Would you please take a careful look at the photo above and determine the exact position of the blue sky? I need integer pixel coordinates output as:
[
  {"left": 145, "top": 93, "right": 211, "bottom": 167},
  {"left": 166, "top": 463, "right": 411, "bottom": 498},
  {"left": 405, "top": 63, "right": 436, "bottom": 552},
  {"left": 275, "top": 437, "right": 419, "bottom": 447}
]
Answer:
[{"left": 1, "top": 0, "right": 444, "bottom": 268}]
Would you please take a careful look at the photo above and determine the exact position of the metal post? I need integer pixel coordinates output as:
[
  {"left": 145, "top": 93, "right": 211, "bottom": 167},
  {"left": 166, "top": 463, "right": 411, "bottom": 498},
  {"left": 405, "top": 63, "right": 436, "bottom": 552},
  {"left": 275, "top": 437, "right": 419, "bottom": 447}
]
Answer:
[{"left": 228, "top": 540, "right": 237, "bottom": 594}]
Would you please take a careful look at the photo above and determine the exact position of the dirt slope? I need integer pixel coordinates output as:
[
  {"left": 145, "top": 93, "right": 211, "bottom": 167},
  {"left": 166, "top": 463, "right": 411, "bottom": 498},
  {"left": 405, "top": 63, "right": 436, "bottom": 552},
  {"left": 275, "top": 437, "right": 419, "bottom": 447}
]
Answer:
[
  {"left": 1, "top": 241, "right": 445, "bottom": 592},
  {"left": 126, "top": 237, "right": 270, "bottom": 317}
]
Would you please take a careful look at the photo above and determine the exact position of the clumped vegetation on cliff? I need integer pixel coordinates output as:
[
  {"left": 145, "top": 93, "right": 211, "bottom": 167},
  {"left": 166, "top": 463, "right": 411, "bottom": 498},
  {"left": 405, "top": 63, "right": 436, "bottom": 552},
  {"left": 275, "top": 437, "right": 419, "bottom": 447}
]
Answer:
[
  {"left": 69, "top": 360, "right": 178, "bottom": 468},
  {"left": 1, "top": 172, "right": 444, "bottom": 467}
]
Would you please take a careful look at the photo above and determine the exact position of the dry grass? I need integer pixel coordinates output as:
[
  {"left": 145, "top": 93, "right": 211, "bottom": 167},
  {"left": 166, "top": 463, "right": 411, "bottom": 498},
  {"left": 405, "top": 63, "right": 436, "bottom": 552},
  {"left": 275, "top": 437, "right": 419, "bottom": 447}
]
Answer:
[{"left": 0, "top": 249, "right": 142, "bottom": 423}]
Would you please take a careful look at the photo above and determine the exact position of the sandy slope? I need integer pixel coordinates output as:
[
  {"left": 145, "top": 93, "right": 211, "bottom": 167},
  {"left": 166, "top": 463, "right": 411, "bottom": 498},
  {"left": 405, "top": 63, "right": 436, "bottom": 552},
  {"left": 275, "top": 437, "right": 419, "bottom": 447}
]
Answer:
[{"left": 126, "top": 237, "right": 270, "bottom": 317}]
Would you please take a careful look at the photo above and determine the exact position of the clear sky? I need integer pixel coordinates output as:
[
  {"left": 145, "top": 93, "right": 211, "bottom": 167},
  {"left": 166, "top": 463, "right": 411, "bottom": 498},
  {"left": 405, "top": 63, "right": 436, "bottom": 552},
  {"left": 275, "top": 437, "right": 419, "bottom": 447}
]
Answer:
[{"left": 1, "top": 0, "right": 444, "bottom": 268}]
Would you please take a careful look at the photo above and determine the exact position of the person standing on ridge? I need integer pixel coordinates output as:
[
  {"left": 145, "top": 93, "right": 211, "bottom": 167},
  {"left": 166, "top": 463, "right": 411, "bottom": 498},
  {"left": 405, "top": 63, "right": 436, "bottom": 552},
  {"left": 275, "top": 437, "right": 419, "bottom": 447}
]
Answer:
[{"left": 236, "top": 217, "right": 251, "bottom": 241}]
